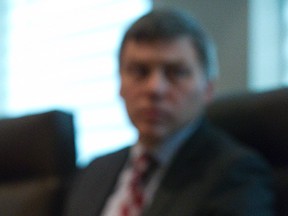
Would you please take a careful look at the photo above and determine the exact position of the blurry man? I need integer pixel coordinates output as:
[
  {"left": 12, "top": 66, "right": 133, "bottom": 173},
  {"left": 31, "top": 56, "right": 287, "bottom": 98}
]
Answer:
[{"left": 64, "top": 8, "right": 274, "bottom": 216}]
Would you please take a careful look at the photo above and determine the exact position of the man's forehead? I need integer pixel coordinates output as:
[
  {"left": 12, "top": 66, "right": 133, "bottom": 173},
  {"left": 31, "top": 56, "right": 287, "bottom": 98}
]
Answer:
[
  {"left": 121, "top": 36, "right": 199, "bottom": 61},
  {"left": 119, "top": 37, "right": 203, "bottom": 72},
  {"left": 124, "top": 35, "right": 195, "bottom": 48}
]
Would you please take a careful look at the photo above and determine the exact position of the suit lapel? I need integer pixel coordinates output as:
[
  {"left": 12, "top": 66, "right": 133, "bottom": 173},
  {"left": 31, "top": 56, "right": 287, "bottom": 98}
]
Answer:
[
  {"left": 91, "top": 147, "right": 130, "bottom": 215},
  {"left": 142, "top": 123, "right": 213, "bottom": 216}
]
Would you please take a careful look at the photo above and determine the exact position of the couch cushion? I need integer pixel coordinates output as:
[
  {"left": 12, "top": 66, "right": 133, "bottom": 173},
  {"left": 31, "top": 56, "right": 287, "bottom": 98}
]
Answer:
[
  {"left": 207, "top": 88, "right": 288, "bottom": 167},
  {"left": 0, "top": 177, "right": 62, "bottom": 216},
  {"left": 0, "top": 110, "right": 76, "bottom": 181}
]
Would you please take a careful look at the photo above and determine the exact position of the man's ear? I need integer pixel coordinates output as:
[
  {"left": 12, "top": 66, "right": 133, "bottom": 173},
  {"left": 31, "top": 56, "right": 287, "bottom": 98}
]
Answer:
[
  {"left": 119, "top": 85, "right": 123, "bottom": 98},
  {"left": 204, "top": 80, "right": 215, "bottom": 104},
  {"left": 118, "top": 70, "right": 124, "bottom": 98},
  {"left": 119, "top": 77, "right": 124, "bottom": 99}
]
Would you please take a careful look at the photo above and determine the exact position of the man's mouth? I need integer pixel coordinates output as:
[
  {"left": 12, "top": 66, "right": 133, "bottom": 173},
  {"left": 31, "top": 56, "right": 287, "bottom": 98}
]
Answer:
[{"left": 140, "top": 107, "right": 168, "bottom": 122}]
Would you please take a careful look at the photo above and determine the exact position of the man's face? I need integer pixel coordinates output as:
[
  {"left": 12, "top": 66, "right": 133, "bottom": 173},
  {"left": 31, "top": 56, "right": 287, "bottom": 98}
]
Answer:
[{"left": 120, "top": 36, "right": 214, "bottom": 147}]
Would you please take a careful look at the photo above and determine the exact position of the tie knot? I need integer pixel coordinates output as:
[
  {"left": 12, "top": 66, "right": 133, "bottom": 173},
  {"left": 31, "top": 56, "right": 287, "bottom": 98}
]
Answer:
[
  {"left": 134, "top": 153, "right": 152, "bottom": 170},
  {"left": 132, "top": 152, "right": 158, "bottom": 184}
]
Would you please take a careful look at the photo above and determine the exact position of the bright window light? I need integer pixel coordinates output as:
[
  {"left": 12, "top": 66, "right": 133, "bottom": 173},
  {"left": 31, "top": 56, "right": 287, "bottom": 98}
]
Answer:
[
  {"left": 6, "top": 0, "right": 152, "bottom": 166},
  {"left": 283, "top": 0, "right": 288, "bottom": 84}
]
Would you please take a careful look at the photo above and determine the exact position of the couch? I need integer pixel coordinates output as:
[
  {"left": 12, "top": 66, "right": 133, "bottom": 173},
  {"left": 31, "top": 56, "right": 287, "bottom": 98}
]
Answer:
[
  {"left": 207, "top": 87, "right": 288, "bottom": 216},
  {"left": 0, "top": 110, "right": 76, "bottom": 216}
]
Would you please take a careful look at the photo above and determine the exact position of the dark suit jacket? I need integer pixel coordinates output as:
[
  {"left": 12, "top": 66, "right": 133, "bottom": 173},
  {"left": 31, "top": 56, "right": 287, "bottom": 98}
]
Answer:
[{"left": 63, "top": 121, "right": 274, "bottom": 216}]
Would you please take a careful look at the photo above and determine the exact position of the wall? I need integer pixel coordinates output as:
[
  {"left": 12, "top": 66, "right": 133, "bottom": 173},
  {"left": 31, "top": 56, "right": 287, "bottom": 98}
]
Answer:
[{"left": 153, "top": 0, "right": 249, "bottom": 96}]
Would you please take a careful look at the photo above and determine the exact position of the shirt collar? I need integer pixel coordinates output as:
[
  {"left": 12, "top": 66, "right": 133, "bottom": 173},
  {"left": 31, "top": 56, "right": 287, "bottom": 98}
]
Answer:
[{"left": 131, "top": 119, "right": 201, "bottom": 168}]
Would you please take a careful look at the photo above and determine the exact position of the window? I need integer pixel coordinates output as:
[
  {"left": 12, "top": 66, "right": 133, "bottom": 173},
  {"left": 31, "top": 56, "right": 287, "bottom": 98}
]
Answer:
[
  {"left": 248, "top": 0, "right": 288, "bottom": 91},
  {"left": 6, "top": 0, "right": 152, "bottom": 166},
  {"left": 283, "top": 0, "right": 288, "bottom": 84}
]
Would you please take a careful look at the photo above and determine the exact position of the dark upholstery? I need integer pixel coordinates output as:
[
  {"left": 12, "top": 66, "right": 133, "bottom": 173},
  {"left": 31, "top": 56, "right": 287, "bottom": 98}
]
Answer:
[
  {"left": 207, "top": 87, "right": 288, "bottom": 216},
  {"left": 0, "top": 110, "right": 76, "bottom": 216}
]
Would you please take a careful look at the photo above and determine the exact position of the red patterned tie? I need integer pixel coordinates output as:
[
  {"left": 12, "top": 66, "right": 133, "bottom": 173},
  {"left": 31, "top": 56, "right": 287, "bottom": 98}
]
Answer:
[{"left": 120, "top": 153, "right": 155, "bottom": 216}]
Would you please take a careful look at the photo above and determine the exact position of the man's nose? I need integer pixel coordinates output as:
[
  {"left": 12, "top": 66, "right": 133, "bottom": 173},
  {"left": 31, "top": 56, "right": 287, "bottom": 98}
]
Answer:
[{"left": 145, "top": 70, "right": 169, "bottom": 95}]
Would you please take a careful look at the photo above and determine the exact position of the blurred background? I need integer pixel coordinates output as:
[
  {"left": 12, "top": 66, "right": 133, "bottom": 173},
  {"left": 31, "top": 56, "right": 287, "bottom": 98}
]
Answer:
[{"left": 0, "top": 0, "right": 287, "bottom": 166}]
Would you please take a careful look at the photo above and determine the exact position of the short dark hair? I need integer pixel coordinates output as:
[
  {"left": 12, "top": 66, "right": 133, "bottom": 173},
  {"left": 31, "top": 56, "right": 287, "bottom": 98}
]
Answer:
[{"left": 118, "top": 8, "right": 218, "bottom": 80}]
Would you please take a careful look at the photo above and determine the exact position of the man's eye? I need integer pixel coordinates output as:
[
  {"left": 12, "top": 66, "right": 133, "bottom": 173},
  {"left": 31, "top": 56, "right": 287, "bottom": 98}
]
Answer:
[
  {"left": 127, "top": 65, "right": 149, "bottom": 78},
  {"left": 165, "top": 66, "right": 191, "bottom": 81}
]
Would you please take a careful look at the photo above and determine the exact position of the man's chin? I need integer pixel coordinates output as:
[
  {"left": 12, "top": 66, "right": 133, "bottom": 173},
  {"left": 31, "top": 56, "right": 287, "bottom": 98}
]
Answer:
[{"left": 138, "top": 128, "right": 167, "bottom": 146}]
